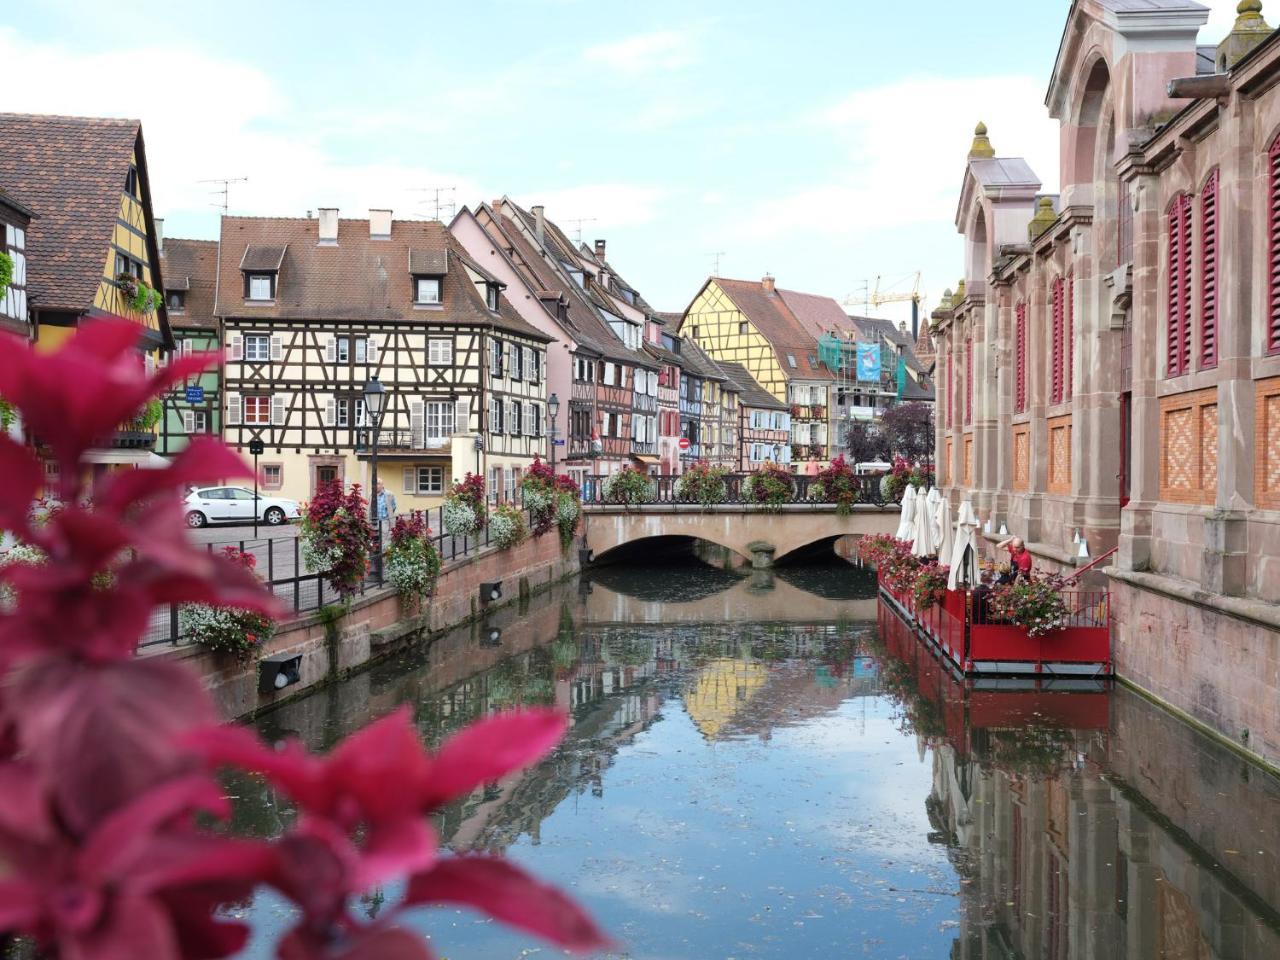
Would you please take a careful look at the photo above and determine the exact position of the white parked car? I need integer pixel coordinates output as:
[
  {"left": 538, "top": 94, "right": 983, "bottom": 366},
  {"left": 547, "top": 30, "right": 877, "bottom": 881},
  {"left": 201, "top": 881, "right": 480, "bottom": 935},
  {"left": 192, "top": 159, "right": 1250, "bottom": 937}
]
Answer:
[{"left": 184, "top": 486, "right": 301, "bottom": 528}]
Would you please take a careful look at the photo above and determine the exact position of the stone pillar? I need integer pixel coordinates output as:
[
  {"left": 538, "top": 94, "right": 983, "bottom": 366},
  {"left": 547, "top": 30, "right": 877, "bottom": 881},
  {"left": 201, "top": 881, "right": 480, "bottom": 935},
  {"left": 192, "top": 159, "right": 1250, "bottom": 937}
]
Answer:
[
  {"left": 1025, "top": 267, "right": 1049, "bottom": 545},
  {"left": 991, "top": 287, "right": 1014, "bottom": 528}
]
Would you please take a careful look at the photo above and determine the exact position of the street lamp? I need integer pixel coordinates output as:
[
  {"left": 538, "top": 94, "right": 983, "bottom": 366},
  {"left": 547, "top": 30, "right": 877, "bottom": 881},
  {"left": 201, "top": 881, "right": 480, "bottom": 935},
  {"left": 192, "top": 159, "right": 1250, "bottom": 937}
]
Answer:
[
  {"left": 548, "top": 392, "right": 560, "bottom": 472},
  {"left": 364, "top": 377, "right": 386, "bottom": 582}
]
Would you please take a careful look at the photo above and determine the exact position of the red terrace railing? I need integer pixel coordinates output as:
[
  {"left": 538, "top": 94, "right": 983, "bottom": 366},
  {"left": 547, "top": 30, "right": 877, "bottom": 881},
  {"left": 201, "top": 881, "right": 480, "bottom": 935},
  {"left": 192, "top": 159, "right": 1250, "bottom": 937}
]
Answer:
[{"left": 1065, "top": 545, "right": 1119, "bottom": 585}]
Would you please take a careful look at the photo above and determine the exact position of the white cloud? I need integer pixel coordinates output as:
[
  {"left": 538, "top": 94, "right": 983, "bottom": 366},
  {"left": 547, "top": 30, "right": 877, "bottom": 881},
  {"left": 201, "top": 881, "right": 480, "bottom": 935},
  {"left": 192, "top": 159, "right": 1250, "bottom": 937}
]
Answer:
[
  {"left": 1202, "top": 0, "right": 1248, "bottom": 42},
  {"left": 581, "top": 29, "right": 699, "bottom": 75},
  {"left": 515, "top": 183, "right": 669, "bottom": 232}
]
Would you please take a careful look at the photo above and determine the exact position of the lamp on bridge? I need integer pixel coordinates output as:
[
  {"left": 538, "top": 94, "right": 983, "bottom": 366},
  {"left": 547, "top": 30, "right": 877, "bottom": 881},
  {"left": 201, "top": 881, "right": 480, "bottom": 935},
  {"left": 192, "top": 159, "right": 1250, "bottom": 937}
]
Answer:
[
  {"left": 548, "top": 392, "right": 560, "bottom": 472},
  {"left": 364, "top": 377, "right": 386, "bottom": 581}
]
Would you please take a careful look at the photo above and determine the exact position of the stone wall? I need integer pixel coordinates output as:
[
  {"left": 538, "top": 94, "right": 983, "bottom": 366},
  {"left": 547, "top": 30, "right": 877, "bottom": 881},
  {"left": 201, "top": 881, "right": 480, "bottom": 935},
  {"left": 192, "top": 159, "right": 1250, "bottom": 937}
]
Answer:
[
  {"left": 146, "top": 531, "right": 579, "bottom": 719},
  {"left": 1111, "top": 575, "right": 1280, "bottom": 771}
]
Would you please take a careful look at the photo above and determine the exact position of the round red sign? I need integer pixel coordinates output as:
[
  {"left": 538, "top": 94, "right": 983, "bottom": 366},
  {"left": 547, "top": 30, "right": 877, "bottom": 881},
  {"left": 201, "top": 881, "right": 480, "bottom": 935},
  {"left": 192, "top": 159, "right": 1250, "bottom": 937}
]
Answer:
[{"left": 678, "top": 437, "right": 691, "bottom": 450}]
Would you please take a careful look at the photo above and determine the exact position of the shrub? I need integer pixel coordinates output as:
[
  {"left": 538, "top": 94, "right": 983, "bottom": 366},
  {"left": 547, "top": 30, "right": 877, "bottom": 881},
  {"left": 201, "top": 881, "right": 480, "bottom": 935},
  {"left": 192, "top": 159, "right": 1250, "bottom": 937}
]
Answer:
[
  {"left": 180, "top": 546, "right": 276, "bottom": 659},
  {"left": 384, "top": 510, "right": 442, "bottom": 607},
  {"left": 743, "top": 462, "right": 795, "bottom": 511},
  {"left": 602, "top": 466, "right": 653, "bottom": 505},
  {"left": 490, "top": 502, "right": 529, "bottom": 549},
  {"left": 300, "top": 481, "right": 374, "bottom": 598},
  {"left": 0, "top": 318, "right": 607, "bottom": 960},
  {"left": 811, "top": 455, "right": 860, "bottom": 515},
  {"left": 443, "top": 472, "right": 488, "bottom": 536},
  {"left": 988, "top": 575, "right": 1071, "bottom": 637},
  {"left": 675, "top": 460, "right": 727, "bottom": 506},
  {"left": 856, "top": 533, "right": 906, "bottom": 567}
]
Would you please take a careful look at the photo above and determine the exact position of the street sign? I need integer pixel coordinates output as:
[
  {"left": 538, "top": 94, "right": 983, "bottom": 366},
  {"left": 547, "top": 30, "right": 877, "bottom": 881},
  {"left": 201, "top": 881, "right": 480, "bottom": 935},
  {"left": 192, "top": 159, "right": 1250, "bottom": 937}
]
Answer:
[
  {"left": 248, "top": 439, "right": 265, "bottom": 456},
  {"left": 678, "top": 437, "right": 691, "bottom": 450},
  {"left": 185, "top": 385, "right": 205, "bottom": 404},
  {"left": 554, "top": 439, "right": 566, "bottom": 446}
]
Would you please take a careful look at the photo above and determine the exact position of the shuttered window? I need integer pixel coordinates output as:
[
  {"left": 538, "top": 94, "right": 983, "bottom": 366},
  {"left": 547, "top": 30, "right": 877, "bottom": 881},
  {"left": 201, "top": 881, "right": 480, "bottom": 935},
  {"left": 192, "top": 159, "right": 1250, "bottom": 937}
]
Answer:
[
  {"left": 1200, "top": 170, "right": 1220, "bottom": 369},
  {"left": 1270, "top": 137, "right": 1280, "bottom": 354},
  {"left": 964, "top": 338, "right": 973, "bottom": 425},
  {"left": 1167, "top": 193, "right": 1193, "bottom": 376},
  {"left": 1015, "top": 301, "right": 1028, "bottom": 413},
  {"left": 1066, "top": 275, "right": 1074, "bottom": 401},
  {"left": 1051, "top": 278, "right": 1065, "bottom": 404}
]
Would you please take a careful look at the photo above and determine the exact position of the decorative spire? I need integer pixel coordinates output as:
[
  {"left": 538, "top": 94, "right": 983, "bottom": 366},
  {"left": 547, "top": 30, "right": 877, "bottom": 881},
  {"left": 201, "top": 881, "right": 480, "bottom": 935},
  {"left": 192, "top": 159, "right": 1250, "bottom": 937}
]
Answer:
[
  {"left": 1218, "top": 1, "right": 1272, "bottom": 69},
  {"left": 968, "top": 122, "right": 995, "bottom": 160},
  {"left": 953, "top": 280, "right": 966, "bottom": 304},
  {"left": 1029, "top": 195, "right": 1057, "bottom": 239}
]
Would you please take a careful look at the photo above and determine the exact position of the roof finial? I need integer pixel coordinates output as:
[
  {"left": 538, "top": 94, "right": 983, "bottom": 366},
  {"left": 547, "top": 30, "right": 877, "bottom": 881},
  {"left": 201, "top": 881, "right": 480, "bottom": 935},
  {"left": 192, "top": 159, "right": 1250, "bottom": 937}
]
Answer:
[
  {"left": 1029, "top": 195, "right": 1057, "bottom": 239},
  {"left": 1219, "top": 1, "right": 1271, "bottom": 69},
  {"left": 968, "top": 122, "right": 995, "bottom": 160}
]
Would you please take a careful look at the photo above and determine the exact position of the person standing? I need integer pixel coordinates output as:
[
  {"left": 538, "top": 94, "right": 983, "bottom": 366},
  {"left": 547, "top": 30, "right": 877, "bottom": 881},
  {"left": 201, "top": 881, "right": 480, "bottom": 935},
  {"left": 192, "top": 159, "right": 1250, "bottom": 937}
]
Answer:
[
  {"left": 375, "top": 481, "right": 396, "bottom": 533},
  {"left": 996, "top": 535, "right": 1033, "bottom": 581}
]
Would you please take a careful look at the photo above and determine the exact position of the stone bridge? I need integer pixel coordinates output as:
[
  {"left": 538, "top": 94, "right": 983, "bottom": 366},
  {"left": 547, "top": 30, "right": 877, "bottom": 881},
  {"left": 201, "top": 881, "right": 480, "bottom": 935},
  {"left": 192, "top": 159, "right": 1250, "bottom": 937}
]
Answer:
[{"left": 582, "top": 504, "right": 899, "bottom": 568}]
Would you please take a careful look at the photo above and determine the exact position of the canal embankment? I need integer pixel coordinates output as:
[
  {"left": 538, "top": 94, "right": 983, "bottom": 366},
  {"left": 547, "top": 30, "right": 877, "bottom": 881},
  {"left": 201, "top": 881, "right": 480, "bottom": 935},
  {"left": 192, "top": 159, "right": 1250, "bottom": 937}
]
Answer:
[{"left": 146, "top": 528, "right": 580, "bottom": 719}]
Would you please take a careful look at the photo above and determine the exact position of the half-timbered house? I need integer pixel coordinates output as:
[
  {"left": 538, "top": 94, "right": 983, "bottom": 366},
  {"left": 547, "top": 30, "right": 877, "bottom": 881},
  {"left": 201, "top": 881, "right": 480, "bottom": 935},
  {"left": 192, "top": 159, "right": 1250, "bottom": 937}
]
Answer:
[
  {"left": 0, "top": 113, "right": 172, "bottom": 485},
  {"left": 719, "top": 362, "right": 791, "bottom": 471},
  {"left": 644, "top": 335, "right": 684, "bottom": 474},
  {"left": 158, "top": 234, "right": 220, "bottom": 456},
  {"left": 0, "top": 186, "right": 33, "bottom": 341},
  {"left": 217, "top": 211, "right": 549, "bottom": 507}
]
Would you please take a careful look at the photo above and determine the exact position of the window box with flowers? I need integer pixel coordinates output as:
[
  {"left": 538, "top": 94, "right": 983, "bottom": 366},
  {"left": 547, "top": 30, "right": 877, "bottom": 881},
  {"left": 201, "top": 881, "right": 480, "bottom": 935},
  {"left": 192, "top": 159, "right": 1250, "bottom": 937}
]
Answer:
[{"left": 115, "top": 271, "right": 164, "bottom": 316}]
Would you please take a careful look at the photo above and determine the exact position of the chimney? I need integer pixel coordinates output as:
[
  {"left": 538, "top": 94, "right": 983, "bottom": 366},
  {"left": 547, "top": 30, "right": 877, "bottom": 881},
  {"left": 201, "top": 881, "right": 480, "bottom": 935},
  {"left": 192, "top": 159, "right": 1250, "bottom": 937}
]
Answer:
[
  {"left": 594, "top": 239, "right": 607, "bottom": 259},
  {"left": 531, "top": 205, "right": 545, "bottom": 244},
  {"left": 762, "top": 274, "right": 776, "bottom": 294},
  {"left": 318, "top": 208, "right": 339, "bottom": 245},
  {"left": 899, "top": 321, "right": 907, "bottom": 334},
  {"left": 154, "top": 218, "right": 164, "bottom": 255},
  {"left": 369, "top": 208, "right": 392, "bottom": 240}
]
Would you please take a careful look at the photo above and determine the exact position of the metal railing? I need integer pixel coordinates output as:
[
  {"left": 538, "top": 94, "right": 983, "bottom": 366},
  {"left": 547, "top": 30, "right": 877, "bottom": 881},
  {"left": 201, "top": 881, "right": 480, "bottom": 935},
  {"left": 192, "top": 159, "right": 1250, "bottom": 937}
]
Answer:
[
  {"left": 141, "top": 500, "right": 537, "bottom": 649},
  {"left": 580, "top": 473, "right": 895, "bottom": 507}
]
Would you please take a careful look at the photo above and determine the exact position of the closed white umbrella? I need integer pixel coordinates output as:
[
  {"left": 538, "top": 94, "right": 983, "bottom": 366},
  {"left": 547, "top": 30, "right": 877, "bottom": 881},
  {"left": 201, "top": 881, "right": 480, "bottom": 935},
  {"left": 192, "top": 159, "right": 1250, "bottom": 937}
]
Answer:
[
  {"left": 911, "top": 488, "right": 938, "bottom": 557},
  {"left": 935, "top": 496, "right": 954, "bottom": 569},
  {"left": 947, "top": 500, "right": 981, "bottom": 591},
  {"left": 895, "top": 484, "right": 917, "bottom": 542}
]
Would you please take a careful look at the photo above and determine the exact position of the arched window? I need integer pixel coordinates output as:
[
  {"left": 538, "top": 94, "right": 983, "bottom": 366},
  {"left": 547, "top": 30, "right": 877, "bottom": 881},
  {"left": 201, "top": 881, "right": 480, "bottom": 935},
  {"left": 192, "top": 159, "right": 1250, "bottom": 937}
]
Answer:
[
  {"left": 1051, "top": 278, "right": 1065, "bottom": 404},
  {"left": 1166, "top": 193, "right": 1193, "bottom": 375},
  {"left": 1015, "top": 301, "right": 1028, "bottom": 414},
  {"left": 1200, "top": 170, "right": 1219, "bottom": 369}
]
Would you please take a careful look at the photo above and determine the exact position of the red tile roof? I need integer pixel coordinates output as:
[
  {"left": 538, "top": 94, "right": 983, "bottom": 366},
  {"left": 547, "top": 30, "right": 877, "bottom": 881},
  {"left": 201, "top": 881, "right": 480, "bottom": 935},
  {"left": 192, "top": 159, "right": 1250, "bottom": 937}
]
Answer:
[
  {"left": 214, "top": 216, "right": 548, "bottom": 340},
  {"left": 710, "top": 278, "right": 833, "bottom": 381},
  {"left": 160, "top": 239, "right": 218, "bottom": 330},
  {"left": 0, "top": 113, "right": 150, "bottom": 312}
]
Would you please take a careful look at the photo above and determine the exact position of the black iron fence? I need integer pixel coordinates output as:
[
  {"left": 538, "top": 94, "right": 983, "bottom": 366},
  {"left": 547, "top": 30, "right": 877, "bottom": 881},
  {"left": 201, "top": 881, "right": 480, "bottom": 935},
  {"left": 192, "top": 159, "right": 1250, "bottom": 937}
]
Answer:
[{"left": 579, "top": 473, "right": 896, "bottom": 507}]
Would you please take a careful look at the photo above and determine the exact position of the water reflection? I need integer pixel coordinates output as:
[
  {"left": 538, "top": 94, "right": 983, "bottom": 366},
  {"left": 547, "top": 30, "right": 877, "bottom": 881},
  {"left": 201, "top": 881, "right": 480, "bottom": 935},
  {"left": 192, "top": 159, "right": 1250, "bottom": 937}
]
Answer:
[{"left": 229, "top": 562, "right": 1280, "bottom": 959}]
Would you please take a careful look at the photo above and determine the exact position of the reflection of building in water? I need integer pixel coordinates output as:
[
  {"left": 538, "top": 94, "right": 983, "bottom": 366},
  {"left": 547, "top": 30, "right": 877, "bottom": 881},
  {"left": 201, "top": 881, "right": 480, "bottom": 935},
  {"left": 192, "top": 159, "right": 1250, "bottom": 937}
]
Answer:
[{"left": 684, "top": 657, "right": 771, "bottom": 740}]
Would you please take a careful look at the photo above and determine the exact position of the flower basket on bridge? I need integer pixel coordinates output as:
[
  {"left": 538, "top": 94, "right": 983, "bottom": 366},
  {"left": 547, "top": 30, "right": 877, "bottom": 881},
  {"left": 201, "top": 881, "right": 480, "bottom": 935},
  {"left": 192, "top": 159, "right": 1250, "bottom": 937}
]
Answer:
[
  {"left": 743, "top": 462, "right": 795, "bottom": 512},
  {"left": 811, "top": 455, "right": 859, "bottom": 515},
  {"left": 675, "top": 460, "right": 728, "bottom": 507},
  {"left": 602, "top": 466, "right": 654, "bottom": 507},
  {"left": 490, "top": 502, "right": 529, "bottom": 549}
]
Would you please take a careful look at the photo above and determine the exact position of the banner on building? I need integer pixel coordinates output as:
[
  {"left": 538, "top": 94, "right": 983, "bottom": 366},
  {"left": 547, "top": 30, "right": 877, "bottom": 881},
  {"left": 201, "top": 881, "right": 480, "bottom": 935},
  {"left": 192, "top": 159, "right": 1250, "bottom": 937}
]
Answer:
[{"left": 856, "top": 343, "right": 881, "bottom": 383}]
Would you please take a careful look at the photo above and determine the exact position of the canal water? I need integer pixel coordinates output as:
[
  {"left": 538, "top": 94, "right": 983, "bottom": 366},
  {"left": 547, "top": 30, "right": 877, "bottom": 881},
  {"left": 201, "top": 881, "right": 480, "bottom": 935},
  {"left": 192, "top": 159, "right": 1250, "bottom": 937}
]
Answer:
[{"left": 229, "top": 560, "right": 1280, "bottom": 959}]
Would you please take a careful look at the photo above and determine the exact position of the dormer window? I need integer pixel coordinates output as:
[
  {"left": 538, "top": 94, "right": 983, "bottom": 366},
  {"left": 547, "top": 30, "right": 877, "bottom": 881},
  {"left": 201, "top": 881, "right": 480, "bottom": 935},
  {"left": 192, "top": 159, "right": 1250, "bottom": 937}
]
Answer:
[
  {"left": 167, "top": 290, "right": 186, "bottom": 312},
  {"left": 415, "top": 277, "right": 442, "bottom": 304},
  {"left": 485, "top": 283, "right": 499, "bottom": 311},
  {"left": 247, "top": 273, "right": 274, "bottom": 301},
  {"left": 124, "top": 168, "right": 139, "bottom": 199}
]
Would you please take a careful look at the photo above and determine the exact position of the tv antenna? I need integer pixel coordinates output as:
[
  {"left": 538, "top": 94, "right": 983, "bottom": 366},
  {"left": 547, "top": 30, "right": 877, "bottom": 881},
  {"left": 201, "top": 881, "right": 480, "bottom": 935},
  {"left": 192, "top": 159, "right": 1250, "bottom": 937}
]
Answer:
[
  {"left": 708, "top": 251, "right": 726, "bottom": 275},
  {"left": 413, "top": 186, "right": 456, "bottom": 221},
  {"left": 200, "top": 177, "right": 248, "bottom": 215},
  {"left": 565, "top": 217, "right": 596, "bottom": 243}
]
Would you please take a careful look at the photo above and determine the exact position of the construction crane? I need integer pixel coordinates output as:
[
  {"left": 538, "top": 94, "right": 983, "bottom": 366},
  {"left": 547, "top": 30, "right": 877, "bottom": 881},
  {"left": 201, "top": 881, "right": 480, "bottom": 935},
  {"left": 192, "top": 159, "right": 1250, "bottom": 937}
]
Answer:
[{"left": 870, "top": 272, "right": 926, "bottom": 341}]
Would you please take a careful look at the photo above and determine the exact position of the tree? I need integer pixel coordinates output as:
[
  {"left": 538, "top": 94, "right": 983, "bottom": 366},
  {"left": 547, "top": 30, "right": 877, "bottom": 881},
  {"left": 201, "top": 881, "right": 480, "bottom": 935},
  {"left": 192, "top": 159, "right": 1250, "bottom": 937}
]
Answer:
[
  {"left": 881, "top": 401, "right": 934, "bottom": 463},
  {"left": 843, "top": 418, "right": 889, "bottom": 464}
]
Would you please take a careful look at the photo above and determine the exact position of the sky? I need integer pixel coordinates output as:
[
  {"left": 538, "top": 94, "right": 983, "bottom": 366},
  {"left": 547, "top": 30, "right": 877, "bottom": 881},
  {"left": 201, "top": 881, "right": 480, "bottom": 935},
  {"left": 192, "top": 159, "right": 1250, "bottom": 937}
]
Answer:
[{"left": 1, "top": 0, "right": 1248, "bottom": 324}]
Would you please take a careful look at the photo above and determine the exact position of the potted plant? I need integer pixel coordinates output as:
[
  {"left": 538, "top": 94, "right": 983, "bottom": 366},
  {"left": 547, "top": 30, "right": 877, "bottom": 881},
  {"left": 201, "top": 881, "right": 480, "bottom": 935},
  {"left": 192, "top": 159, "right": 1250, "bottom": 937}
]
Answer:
[
  {"left": 490, "top": 502, "right": 529, "bottom": 549},
  {"left": 179, "top": 547, "right": 276, "bottom": 659},
  {"left": 601, "top": 466, "right": 654, "bottom": 506},
  {"left": 383, "top": 510, "right": 442, "bottom": 609},
  {"left": 300, "top": 481, "right": 374, "bottom": 599},
  {"left": 442, "top": 472, "right": 488, "bottom": 536},
  {"left": 675, "top": 460, "right": 728, "bottom": 507},
  {"left": 811, "top": 455, "right": 860, "bottom": 515},
  {"left": 911, "top": 561, "right": 950, "bottom": 611},
  {"left": 743, "top": 462, "right": 795, "bottom": 512},
  {"left": 987, "top": 575, "right": 1071, "bottom": 637}
]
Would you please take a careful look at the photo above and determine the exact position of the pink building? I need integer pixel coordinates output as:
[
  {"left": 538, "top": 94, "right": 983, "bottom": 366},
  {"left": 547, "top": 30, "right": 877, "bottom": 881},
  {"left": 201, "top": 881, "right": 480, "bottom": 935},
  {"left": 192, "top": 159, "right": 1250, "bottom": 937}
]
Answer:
[{"left": 935, "top": 0, "right": 1280, "bottom": 766}]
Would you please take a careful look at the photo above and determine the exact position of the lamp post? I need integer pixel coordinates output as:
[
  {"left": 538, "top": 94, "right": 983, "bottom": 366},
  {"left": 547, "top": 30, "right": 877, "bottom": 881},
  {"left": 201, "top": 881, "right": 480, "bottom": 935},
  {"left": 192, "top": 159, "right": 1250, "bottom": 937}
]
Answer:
[
  {"left": 363, "top": 377, "right": 386, "bottom": 582},
  {"left": 548, "top": 392, "right": 560, "bottom": 473}
]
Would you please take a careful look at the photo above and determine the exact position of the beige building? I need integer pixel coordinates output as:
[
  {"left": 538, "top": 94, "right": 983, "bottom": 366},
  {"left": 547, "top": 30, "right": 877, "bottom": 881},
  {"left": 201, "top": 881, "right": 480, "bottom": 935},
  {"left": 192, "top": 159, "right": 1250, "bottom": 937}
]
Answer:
[{"left": 217, "top": 211, "right": 550, "bottom": 508}]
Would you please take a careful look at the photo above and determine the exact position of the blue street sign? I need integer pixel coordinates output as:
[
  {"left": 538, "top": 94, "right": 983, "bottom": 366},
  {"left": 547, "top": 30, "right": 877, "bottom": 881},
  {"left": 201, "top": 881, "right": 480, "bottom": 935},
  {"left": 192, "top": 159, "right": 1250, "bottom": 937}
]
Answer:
[
  {"left": 554, "top": 439, "right": 566, "bottom": 446},
  {"left": 185, "top": 385, "right": 205, "bottom": 404}
]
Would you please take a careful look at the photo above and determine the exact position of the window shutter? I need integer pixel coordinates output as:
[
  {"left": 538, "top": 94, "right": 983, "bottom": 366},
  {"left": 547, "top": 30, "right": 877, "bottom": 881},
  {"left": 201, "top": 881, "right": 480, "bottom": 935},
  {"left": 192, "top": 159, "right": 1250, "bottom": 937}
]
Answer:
[
  {"left": 229, "top": 334, "right": 243, "bottom": 361},
  {"left": 271, "top": 394, "right": 286, "bottom": 425},
  {"left": 227, "top": 392, "right": 242, "bottom": 426},
  {"left": 325, "top": 396, "right": 336, "bottom": 427},
  {"left": 1051, "top": 278, "right": 1064, "bottom": 403},
  {"left": 367, "top": 336, "right": 379, "bottom": 365},
  {"left": 1015, "top": 302, "right": 1027, "bottom": 413},
  {"left": 270, "top": 335, "right": 283, "bottom": 362},
  {"left": 182, "top": 410, "right": 195, "bottom": 433},
  {"left": 410, "top": 400, "right": 425, "bottom": 449},
  {"left": 1201, "top": 170, "right": 1219, "bottom": 369},
  {"left": 144, "top": 353, "right": 155, "bottom": 376},
  {"left": 1167, "top": 194, "right": 1193, "bottom": 375},
  {"left": 1066, "top": 275, "right": 1074, "bottom": 401},
  {"left": 1270, "top": 137, "right": 1280, "bottom": 354},
  {"left": 325, "top": 336, "right": 337, "bottom": 363},
  {"left": 403, "top": 467, "right": 414, "bottom": 495}
]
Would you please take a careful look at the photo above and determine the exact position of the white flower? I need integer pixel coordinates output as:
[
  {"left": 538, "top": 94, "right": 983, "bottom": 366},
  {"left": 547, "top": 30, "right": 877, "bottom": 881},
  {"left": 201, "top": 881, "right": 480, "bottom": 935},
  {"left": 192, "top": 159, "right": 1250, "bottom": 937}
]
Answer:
[
  {"left": 301, "top": 537, "right": 342, "bottom": 574},
  {"left": 522, "top": 486, "right": 554, "bottom": 515},
  {"left": 443, "top": 498, "right": 480, "bottom": 536}
]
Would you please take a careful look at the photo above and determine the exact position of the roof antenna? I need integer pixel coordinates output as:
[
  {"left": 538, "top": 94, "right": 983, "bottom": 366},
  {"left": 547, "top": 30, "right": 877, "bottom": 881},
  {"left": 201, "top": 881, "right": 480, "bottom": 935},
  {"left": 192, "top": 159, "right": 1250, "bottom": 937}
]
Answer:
[
  {"left": 709, "top": 251, "right": 725, "bottom": 275},
  {"left": 199, "top": 177, "right": 248, "bottom": 215},
  {"left": 410, "top": 186, "right": 456, "bottom": 221},
  {"left": 565, "top": 217, "right": 597, "bottom": 243}
]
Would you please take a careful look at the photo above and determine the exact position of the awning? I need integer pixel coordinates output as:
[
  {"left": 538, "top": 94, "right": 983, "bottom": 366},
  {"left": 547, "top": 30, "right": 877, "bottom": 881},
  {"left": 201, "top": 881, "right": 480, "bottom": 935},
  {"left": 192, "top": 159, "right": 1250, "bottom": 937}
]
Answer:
[
  {"left": 82, "top": 449, "right": 171, "bottom": 467},
  {"left": 631, "top": 455, "right": 660, "bottom": 465}
]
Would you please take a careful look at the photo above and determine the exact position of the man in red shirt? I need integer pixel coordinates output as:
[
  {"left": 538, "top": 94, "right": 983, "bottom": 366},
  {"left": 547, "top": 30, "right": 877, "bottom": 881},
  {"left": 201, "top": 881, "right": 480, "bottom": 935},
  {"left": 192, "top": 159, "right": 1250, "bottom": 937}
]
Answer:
[{"left": 997, "top": 536, "right": 1034, "bottom": 580}]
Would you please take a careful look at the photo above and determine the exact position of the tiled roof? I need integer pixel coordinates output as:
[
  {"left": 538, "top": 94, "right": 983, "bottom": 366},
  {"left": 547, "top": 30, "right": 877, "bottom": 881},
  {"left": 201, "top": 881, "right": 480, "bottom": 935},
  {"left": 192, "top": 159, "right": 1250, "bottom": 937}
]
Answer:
[
  {"left": 643, "top": 342, "right": 683, "bottom": 366},
  {"left": 680, "top": 337, "right": 727, "bottom": 381},
  {"left": 711, "top": 278, "right": 833, "bottom": 381},
  {"left": 409, "top": 248, "right": 449, "bottom": 275},
  {"left": 902, "top": 376, "right": 936, "bottom": 402},
  {"left": 656, "top": 311, "right": 683, "bottom": 326},
  {"left": 779, "top": 288, "right": 857, "bottom": 341},
  {"left": 717, "top": 362, "right": 787, "bottom": 410},
  {"left": 240, "top": 244, "right": 287, "bottom": 272},
  {"left": 0, "top": 113, "right": 150, "bottom": 312},
  {"left": 215, "top": 216, "right": 548, "bottom": 340},
  {"left": 161, "top": 238, "right": 218, "bottom": 330}
]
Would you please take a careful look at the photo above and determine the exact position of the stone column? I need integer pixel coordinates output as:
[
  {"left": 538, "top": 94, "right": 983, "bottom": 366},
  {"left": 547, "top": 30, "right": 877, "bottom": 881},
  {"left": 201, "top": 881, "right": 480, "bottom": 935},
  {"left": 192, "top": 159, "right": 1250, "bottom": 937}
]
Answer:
[
  {"left": 991, "top": 286, "right": 1014, "bottom": 529},
  {"left": 1025, "top": 266, "right": 1048, "bottom": 544}
]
